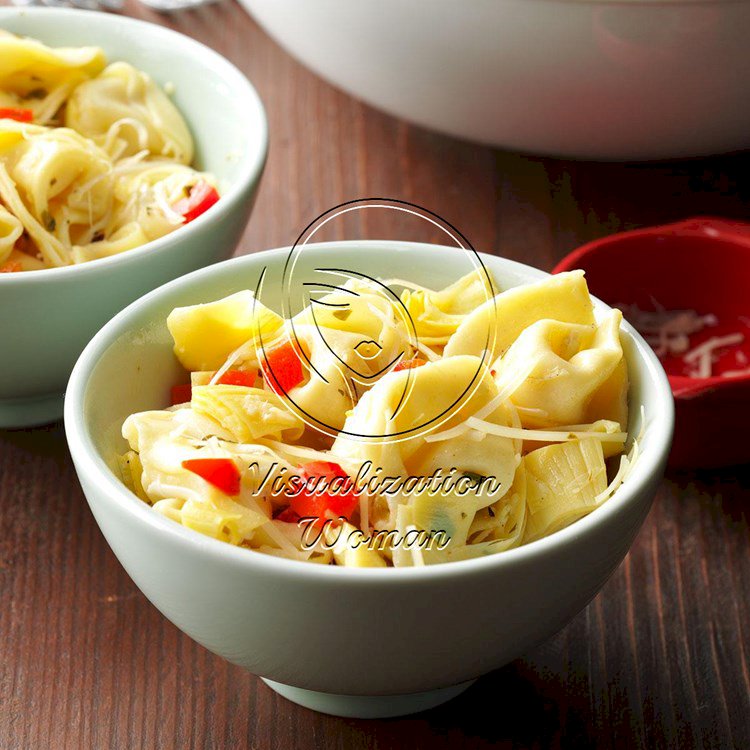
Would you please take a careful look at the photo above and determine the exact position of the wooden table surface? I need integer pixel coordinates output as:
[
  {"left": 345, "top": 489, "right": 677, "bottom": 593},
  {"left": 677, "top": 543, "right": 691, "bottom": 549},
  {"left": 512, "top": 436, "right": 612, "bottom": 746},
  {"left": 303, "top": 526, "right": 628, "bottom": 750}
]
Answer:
[{"left": 1, "top": 3, "right": 749, "bottom": 748}]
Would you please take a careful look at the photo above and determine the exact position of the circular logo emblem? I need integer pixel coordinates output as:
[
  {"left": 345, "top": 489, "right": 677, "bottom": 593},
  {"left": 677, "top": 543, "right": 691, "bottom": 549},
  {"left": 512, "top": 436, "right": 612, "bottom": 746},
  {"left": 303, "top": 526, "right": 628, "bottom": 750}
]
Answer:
[{"left": 254, "top": 198, "right": 497, "bottom": 442}]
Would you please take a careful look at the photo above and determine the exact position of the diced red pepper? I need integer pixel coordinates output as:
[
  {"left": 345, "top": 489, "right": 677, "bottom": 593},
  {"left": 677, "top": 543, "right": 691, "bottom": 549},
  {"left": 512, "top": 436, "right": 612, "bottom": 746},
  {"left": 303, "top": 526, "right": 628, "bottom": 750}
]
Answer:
[
  {"left": 170, "top": 383, "right": 192, "bottom": 405},
  {"left": 288, "top": 460, "right": 357, "bottom": 523},
  {"left": 182, "top": 457, "right": 241, "bottom": 495},
  {"left": 274, "top": 507, "right": 301, "bottom": 524},
  {"left": 217, "top": 369, "right": 257, "bottom": 388},
  {"left": 172, "top": 180, "right": 220, "bottom": 224},
  {"left": 0, "top": 261, "right": 22, "bottom": 273},
  {"left": 393, "top": 357, "right": 427, "bottom": 372},
  {"left": 262, "top": 341, "right": 304, "bottom": 395},
  {"left": 0, "top": 108, "right": 33, "bottom": 123}
]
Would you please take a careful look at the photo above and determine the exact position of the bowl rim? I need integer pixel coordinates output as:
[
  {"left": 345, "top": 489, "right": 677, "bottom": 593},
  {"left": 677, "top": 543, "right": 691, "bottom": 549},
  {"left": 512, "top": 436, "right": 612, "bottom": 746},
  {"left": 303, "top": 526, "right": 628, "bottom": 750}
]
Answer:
[
  {"left": 552, "top": 216, "right": 750, "bottom": 395},
  {"left": 0, "top": 6, "right": 268, "bottom": 286},
  {"left": 65, "top": 240, "right": 675, "bottom": 583}
]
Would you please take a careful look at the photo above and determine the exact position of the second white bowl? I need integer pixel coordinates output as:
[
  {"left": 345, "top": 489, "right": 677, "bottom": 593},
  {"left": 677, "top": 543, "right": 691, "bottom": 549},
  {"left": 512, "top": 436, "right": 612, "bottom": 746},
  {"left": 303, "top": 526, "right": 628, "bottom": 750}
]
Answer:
[{"left": 0, "top": 8, "right": 267, "bottom": 427}]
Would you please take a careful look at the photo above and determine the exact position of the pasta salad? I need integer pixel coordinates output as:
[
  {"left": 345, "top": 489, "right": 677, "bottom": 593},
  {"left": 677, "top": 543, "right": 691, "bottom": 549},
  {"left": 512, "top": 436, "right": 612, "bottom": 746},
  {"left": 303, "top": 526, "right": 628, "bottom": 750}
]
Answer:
[
  {"left": 0, "top": 31, "right": 218, "bottom": 272},
  {"left": 120, "top": 269, "right": 637, "bottom": 567}
]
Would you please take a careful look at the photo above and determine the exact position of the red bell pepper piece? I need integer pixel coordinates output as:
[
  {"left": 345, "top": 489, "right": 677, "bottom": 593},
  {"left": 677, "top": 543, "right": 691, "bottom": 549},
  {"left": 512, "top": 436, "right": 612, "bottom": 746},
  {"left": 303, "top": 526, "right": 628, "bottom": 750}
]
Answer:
[
  {"left": 0, "top": 261, "right": 22, "bottom": 273},
  {"left": 289, "top": 460, "right": 357, "bottom": 522},
  {"left": 393, "top": 357, "right": 427, "bottom": 372},
  {"left": 274, "top": 507, "right": 301, "bottom": 524},
  {"left": 170, "top": 383, "right": 192, "bottom": 405},
  {"left": 172, "top": 180, "right": 220, "bottom": 224},
  {"left": 262, "top": 341, "right": 304, "bottom": 395},
  {"left": 0, "top": 108, "right": 33, "bottom": 123},
  {"left": 217, "top": 369, "right": 257, "bottom": 388},
  {"left": 182, "top": 457, "right": 241, "bottom": 495}
]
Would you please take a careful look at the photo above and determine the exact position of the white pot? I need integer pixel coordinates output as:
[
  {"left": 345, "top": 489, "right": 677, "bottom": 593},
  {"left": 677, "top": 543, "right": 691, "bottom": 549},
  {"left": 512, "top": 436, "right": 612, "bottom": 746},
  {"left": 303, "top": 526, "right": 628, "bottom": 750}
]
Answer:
[{"left": 239, "top": 0, "right": 750, "bottom": 160}]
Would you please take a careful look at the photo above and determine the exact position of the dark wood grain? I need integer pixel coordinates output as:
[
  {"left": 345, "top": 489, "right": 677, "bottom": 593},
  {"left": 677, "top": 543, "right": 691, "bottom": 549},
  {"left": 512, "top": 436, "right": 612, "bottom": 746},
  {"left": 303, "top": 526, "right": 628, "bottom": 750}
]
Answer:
[{"left": 1, "top": 3, "right": 749, "bottom": 748}]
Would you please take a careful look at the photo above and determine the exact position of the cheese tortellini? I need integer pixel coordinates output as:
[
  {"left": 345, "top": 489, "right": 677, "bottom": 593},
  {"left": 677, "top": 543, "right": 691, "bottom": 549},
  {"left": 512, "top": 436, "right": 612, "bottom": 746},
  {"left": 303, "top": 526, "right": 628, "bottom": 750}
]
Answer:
[
  {"left": 0, "top": 33, "right": 217, "bottom": 271},
  {"left": 495, "top": 308, "right": 628, "bottom": 428},
  {"left": 120, "top": 266, "right": 636, "bottom": 567},
  {"left": 66, "top": 62, "right": 193, "bottom": 164},
  {"left": 0, "top": 29, "right": 106, "bottom": 125}
]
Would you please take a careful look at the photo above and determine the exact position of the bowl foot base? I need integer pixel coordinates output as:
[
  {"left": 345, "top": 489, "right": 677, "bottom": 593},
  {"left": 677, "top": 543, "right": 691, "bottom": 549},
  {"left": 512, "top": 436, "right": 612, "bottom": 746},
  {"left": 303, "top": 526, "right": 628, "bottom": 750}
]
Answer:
[
  {"left": 0, "top": 392, "right": 63, "bottom": 429},
  {"left": 261, "top": 677, "right": 476, "bottom": 718}
]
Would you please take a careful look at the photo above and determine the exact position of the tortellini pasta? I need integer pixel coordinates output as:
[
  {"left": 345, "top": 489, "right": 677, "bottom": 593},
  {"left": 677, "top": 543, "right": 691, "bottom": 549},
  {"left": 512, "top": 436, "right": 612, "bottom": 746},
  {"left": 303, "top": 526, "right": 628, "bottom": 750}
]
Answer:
[
  {"left": 0, "top": 122, "right": 113, "bottom": 266},
  {"left": 0, "top": 29, "right": 106, "bottom": 124},
  {"left": 332, "top": 355, "right": 517, "bottom": 496},
  {"left": 292, "top": 276, "right": 414, "bottom": 373},
  {"left": 494, "top": 309, "right": 628, "bottom": 429},
  {"left": 66, "top": 62, "right": 193, "bottom": 164},
  {"left": 120, "top": 267, "right": 635, "bottom": 567},
  {"left": 280, "top": 324, "right": 385, "bottom": 431},
  {"left": 0, "top": 33, "right": 217, "bottom": 272},
  {"left": 399, "top": 268, "right": 494, "bottom": 345},
  {"left": 167, "top": 291, "right": 284, "bottom": 372},
  {"left": 445, "top": 270, "right": 595, "bottom": 361}
]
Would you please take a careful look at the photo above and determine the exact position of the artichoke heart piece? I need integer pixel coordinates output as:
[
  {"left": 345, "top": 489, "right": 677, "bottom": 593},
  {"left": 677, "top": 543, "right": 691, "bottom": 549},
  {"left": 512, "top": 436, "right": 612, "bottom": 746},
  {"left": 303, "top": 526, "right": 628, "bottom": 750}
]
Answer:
[
  {"left": 467, "top": 461, "right": 527, "bottom": 549},
  {"left": 523, "top": 438, "right": 607, "bottom": 543},
  {"left": 411, "top": 492, "right": 473, "bottom": 548},
  {"left": 191, "top": 384, "right": 303, "bottom": 443},
  {"left": 390, "top": 500, "right": 471, "bottom": 567},
  {"left": 180, "top": 495, "right": 268, "bottom": 546},
  {"left": 167, "top": 290, "right": 283, "bottom": 371}
]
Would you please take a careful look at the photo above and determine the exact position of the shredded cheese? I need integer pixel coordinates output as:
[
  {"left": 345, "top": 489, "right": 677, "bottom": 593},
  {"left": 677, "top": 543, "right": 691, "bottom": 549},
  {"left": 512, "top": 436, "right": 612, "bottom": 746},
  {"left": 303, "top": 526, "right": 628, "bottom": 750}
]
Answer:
[
  {"left": 262, "top": 439, "right": 353, "bottom": 467},
  {"left": 721, "top": 367, "right": 750, "bottom": 378},
  {"left": 209, "top": 343, "right": 248, "bottom": 386},
  {"left": 595, "top": 437, "right": 640, "bottom": 505},
  {"left": 624, "top": 303, "right": 749, "bottom": 379},
  {"left": 104, "top": 117, "right": 150, "bottom": 155},
  {"left": 415, "top": 340, "right": 441, "bottom": 362},
  {"left": 380, "top": 277, "right": 433, "bottom": 294},
  {"left": 422, "top": 355, "right": 540, "bottom": 444},
  {"left": 682, "top": 333, "right": 744, "bottom": 363},
  {"left": 259, "top": 522, "right": 305, "bottom": 556},
  {"left": 465, "top": 417, "right": 627, "bottom": 444},
  {"left": 622, "top": 304, "right": 717, "bottom": 358}
]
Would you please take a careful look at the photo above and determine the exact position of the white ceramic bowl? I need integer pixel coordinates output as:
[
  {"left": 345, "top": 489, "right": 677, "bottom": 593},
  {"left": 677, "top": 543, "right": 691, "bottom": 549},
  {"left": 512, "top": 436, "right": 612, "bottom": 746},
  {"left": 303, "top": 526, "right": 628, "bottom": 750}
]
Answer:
[
  {"left": 65, "top": 242, "right": 673, "bottom": 718},
  {"left": 239, "top": 0, "right": 750, "bottom": 160},
  {"left": 0, "top": 7, "right": 267, "bottom": 428}
]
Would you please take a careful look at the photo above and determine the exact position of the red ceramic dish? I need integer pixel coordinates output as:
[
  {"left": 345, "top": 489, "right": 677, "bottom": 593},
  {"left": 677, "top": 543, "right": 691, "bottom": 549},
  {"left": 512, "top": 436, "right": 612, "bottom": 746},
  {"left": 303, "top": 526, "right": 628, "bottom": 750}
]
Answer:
[{"left": 553, "top": 217, "right": 750, "bottom": 469}]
